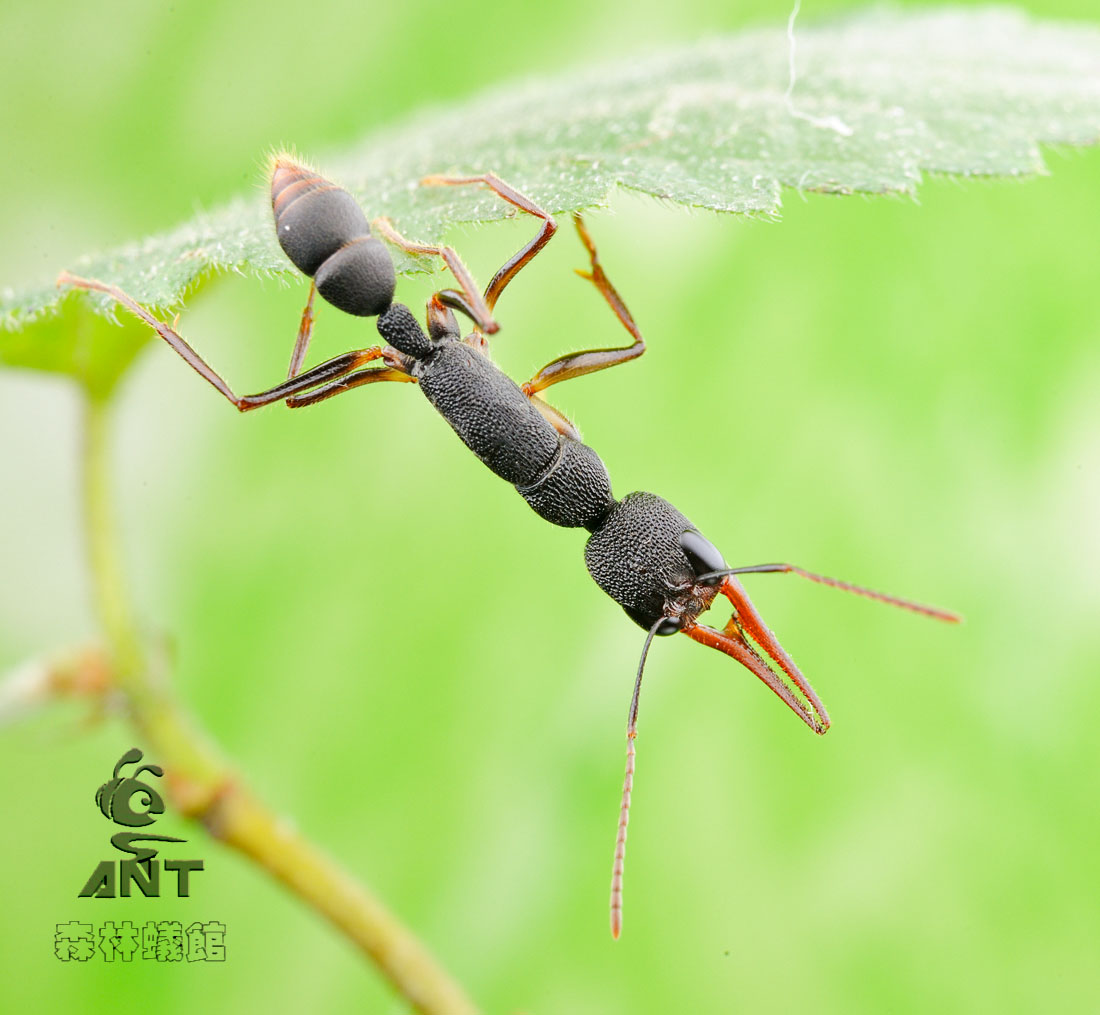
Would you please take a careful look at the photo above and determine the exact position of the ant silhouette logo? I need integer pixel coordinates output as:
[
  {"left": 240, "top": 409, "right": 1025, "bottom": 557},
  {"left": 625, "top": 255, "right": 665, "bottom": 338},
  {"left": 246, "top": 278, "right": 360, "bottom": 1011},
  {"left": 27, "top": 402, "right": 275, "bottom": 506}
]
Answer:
[{"left": 78, "top": 748, "right": 205, "bottom": 898}]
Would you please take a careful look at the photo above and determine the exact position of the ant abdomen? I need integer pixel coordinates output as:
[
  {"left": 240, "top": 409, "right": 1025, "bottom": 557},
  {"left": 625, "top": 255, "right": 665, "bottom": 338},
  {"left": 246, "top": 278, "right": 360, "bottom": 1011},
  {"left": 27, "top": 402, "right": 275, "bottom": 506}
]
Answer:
[
  {"left": 270, "top": 158, "right": 368, "bottom": 276},
  {"left": 271, "top": 156, "right": 396, "bottom": 317}
]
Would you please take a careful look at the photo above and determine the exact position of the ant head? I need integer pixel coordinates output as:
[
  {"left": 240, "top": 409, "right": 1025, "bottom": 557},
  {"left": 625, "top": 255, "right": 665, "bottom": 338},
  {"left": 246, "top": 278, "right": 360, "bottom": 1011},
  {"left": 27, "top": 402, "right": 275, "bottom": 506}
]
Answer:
[
  {"left": 584, "top": 492, "right": 725, "bottom": 632},
  {"left": 589, "top": 492, "right": 834, "bottom": 742}
]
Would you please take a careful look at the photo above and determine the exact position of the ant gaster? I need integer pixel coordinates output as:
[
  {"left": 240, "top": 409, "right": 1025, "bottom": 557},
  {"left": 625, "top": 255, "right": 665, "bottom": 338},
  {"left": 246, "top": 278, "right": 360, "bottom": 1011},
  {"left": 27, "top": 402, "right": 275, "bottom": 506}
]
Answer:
[{"left": 60, "top": 155, "right": 960, "bottom": 939}]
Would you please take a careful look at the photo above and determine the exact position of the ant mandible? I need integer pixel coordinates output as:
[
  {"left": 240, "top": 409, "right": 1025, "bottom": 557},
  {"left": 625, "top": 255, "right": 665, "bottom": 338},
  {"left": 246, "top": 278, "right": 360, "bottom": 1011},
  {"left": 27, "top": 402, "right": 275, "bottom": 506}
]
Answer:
[{"left": 60, "top": 155, "right": 960, "bottom": 939}]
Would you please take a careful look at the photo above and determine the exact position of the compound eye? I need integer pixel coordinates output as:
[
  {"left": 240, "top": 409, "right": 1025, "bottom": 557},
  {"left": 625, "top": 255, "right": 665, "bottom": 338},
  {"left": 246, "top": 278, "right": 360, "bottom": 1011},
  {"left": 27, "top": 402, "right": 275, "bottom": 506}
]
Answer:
[
  {"left": 679, "top": 529, "right": 728, "bottom": 586},
  {"left": 654, "top": 616, "right": 683, "bottom": 636}
]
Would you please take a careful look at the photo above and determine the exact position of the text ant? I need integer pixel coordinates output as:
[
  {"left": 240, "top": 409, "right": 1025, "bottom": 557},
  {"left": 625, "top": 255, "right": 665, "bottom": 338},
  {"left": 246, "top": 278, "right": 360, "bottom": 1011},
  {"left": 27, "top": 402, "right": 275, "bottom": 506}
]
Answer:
[{"left": 60, "top": 155, "right": 960, "bottom": 938}]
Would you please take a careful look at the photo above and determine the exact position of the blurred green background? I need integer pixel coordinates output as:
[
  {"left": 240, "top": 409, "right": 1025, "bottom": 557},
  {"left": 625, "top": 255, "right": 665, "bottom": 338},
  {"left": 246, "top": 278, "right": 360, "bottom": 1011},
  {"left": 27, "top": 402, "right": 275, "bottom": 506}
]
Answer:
[{"left": 1, "top": 0, "right": 1098, "bottom": 1012}]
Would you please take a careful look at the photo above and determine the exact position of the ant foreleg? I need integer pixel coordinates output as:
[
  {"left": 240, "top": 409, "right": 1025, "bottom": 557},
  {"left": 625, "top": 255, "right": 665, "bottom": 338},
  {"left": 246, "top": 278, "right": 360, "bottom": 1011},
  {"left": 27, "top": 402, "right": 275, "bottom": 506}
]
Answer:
[
  {"left": 371, "top": 217, "right": 498, "bottom": 336},
  {"left": 420, "top": 172, "right": 557, "bottom": 312},
  {"left": 527, "top": 394, "right": 583, "bottom": 441},
  {"left": 514, "top": 214, "right": 646, "bottom": 440},
  {"left": 521, "top": 214, "right": 646, "bottom": 398},
  {"left": 57, "top": 272, "right": 394, "bottom": 412}
]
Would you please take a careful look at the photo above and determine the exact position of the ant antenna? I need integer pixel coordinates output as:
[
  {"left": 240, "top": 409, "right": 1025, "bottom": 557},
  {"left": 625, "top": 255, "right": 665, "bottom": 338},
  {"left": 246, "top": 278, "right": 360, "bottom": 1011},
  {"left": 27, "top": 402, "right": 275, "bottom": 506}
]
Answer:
[
  {"left": 610, "top": 616, "right": 666, "bottom": 940},
  {"left": 696, "top": 564, "right": 962, "bottom": 624}
]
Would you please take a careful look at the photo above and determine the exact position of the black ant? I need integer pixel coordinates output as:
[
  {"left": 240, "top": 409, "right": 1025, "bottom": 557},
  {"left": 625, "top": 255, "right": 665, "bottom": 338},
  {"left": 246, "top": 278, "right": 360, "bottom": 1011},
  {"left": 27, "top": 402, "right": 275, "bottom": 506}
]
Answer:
[{"left": 60, "top": 155, "right": 960, "bottom": 938}]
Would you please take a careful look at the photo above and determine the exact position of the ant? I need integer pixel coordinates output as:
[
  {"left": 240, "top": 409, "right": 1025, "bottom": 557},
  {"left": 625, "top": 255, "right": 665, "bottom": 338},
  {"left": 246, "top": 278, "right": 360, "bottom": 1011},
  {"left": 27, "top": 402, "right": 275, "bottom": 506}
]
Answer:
[{"left": 60, "top": 155, "right": 960, "bottom": 939}]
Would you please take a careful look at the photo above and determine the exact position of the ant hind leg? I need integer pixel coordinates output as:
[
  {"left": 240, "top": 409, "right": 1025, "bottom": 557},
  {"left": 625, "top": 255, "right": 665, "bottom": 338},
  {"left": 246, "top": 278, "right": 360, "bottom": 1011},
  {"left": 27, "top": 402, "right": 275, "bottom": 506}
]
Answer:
[
  {"left": 420, "top": 172, "right": 558, "bottom": 313},
  {"left": 57, "top": 272, "right": 408, "bottom": 412},
  {"left": 371, "top": 217, "right": 498, "bottom": 337}
]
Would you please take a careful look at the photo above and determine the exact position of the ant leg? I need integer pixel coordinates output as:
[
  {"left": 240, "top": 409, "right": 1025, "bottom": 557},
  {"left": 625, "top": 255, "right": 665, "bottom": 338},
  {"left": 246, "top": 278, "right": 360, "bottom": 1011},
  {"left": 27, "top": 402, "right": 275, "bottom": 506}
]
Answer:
[
  {"left": 522, "top": 214, "right": 645, "bottom": 399},
  {"left": 286, "top": 282, "right": 317, "bottom": 379},
  {"left": 512, "top": 214, "right": 645, "bottom": 440},
  {"left": 58, "top": 272, "right": 401, "bottom": 412},
  {"left": 420, "top": 172, "right": 557, "bottom": 312},
  {"left": 528, "top": 394, "right": 583, "bottom": 441},
  {"left": 233, "top": 352, "right": 413, "bottom": 410},
  {"left": 371, "top": 217, "right": 498, "bottom": 336},
  {"left": 286, "top": 366, "right": 414, "bottom": 408}
]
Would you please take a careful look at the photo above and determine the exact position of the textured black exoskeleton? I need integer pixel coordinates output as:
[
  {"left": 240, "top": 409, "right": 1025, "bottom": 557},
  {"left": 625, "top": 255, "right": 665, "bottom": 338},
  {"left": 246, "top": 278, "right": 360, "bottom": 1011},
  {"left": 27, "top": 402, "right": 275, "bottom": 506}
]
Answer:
[{"left": 59, "top": 156, "right": 958, "bottom": 939}]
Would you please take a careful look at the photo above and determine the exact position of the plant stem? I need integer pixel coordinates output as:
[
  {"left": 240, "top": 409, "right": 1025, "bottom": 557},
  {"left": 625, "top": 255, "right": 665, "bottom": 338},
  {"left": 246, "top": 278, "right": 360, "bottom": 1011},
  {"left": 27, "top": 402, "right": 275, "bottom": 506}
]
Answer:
[
  {"left": 82, "top": 390, "right": 225, "bottom": 786},
  {"left": 80, "top": 390, "right": 479, "bottom": 1015}
]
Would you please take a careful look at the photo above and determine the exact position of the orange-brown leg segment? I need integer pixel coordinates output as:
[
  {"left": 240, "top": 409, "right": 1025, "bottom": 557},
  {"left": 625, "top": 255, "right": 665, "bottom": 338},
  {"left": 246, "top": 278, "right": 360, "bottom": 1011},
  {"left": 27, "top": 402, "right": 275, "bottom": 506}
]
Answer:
[
  {"left": 371, "top": 217, "right": 498, "bottom": 336},
  {"left": 516, "top": 213, "right": 647, "bottom": 440},
  {"left": 285, "top": 366, "right": 415, "bottom": 408},
  {"left": 522, "top": 214, "right": 646, "bottom": 398},
  {"left": 286, "top": 282, "right": 317, "bottom": 380},
  {"left": 57, "top": 273, "right": 409, "bottom": 412},
  {"left": 420, "top": 172, "right": 558, "bottom": 312},
  {"left": 528, "top": 395, "right": 584, "bottom": 441}
]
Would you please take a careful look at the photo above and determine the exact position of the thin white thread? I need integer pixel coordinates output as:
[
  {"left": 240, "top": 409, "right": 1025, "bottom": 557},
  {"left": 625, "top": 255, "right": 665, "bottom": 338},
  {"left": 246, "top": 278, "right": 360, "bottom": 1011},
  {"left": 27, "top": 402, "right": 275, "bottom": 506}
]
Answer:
[{"left": 784, "top": 0, "right": 854, "bottom": 137}]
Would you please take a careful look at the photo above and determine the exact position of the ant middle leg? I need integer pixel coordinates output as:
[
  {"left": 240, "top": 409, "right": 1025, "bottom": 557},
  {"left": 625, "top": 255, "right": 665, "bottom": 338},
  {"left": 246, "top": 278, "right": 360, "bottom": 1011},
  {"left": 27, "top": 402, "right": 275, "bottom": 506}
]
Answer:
[{"left": 57, "top": 272, "right": 408, "bottom": 412}]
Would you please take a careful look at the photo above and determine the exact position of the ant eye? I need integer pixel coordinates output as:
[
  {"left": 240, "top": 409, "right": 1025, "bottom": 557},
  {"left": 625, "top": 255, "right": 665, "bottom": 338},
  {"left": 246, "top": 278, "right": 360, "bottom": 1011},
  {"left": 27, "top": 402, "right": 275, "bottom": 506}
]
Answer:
[
  {"left": 679, "top": 530, "right": 728, "bottom": 585},
  {"left": 655, "top": 617, "right": 682, "bottom": 636}
]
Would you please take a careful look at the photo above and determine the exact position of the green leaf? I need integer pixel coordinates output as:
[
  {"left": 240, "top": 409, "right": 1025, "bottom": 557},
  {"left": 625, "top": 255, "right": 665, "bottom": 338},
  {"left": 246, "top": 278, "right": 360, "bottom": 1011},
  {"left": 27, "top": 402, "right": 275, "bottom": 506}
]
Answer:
[
  {"left": 2, "top": 6, "right": 1098, "bottom": 387},
  {"left": 0, "top": 290, "right": 149, "bottom": 399}
]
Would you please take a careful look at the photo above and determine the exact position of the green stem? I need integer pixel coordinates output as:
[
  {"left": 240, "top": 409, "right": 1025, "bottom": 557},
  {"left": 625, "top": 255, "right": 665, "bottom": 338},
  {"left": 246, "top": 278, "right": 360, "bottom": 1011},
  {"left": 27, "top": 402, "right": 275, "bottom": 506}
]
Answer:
[
  {"left": 80, "top": 391, "right": 478, "bottom": 1015},
  {"left": 82, "top": 392, "right": 224, "bottom": 784}
]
